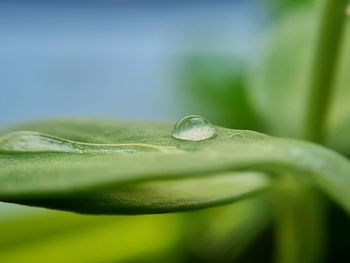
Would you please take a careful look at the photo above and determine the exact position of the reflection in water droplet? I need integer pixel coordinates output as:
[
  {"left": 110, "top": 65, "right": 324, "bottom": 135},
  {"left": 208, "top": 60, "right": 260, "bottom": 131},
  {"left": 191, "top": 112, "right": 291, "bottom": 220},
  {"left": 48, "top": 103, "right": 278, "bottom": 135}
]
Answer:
[
  {"left": 0, "top": 131, "right": 178, "bottom": 154},
  {"left": 172, "top": 115, "right": 216, "bottom": 141}
]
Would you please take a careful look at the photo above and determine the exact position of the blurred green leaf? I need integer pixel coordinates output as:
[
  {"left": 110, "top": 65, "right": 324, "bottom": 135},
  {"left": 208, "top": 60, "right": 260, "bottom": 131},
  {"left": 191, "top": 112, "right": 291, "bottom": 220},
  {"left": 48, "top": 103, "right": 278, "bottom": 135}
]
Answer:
[
  {"left": 179, "top": 56, "right": 262, "bottom": 130},
  {"left": 0, "top": 119, "right": 350, "bottom": 216},
  {"left": 325, "top": 17, "right": 350, "bottom": 155},
  {"left": 0, "top": 210, "right": 182, "bottom": 263},
  {"left": 248, "top": 6, "right": 350, "bottom": 155},
  {"left": 181, "top": 198, "right": 272, "bottom": 262},
  {"left": 263, "top": 0, "right": 312, "bottom": 20},
  {"left": 271, "top": 176, "right": 326, "bottom": 263},
  {"left": 248, "top": 8, "right": 318, "bottom": 138}
]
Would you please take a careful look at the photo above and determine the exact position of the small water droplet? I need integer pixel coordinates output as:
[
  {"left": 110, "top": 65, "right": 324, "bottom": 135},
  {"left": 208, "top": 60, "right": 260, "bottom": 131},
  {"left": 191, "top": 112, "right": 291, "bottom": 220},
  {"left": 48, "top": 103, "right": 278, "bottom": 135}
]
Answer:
[
  {"left": 0, "top": 131, "right": 178, "bottom": 154},
  {"left": 171, "top": 115, "right": 216, "bottom": 141}
]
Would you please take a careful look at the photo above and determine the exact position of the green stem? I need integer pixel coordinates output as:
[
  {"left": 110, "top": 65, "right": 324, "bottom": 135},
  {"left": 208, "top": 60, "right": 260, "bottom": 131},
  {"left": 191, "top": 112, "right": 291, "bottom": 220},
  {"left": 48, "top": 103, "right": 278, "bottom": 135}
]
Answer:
[
  {"left": 278, "top": 2, "right": 348, "bottom": 261},
  {"left": 273, "top": 177, "right": 326, "bottom": 263},
  {"left": 304, "top": 0, "right": 348, "bottom": 143}
]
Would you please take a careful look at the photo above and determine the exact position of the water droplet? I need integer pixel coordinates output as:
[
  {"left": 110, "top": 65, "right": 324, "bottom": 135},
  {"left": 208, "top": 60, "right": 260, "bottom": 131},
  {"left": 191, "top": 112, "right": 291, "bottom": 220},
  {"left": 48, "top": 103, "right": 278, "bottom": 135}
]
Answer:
[
  {"left": 0, "top": 131, "right": 178, "bottom": 154},
  {"left": 172, "top": 115, "right": 216, "bottom": 141}
]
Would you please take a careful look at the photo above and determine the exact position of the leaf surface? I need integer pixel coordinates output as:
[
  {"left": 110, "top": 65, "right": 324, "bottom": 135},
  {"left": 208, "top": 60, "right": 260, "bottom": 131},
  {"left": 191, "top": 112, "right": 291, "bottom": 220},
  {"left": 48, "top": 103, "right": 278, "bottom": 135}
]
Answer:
[{"left": 0, "top": 119, "right": 350, "bottom": 214}]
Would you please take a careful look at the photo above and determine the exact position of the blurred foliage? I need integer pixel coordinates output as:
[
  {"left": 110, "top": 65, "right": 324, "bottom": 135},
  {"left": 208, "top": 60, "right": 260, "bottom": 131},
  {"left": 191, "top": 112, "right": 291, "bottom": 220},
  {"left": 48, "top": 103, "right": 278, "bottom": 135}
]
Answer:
[
  {"left": 263, "top": 0, "right": 311, "bottom": 19},
  {"left": 180, "top": 4, "right": 350, "bottom": 156},
  {"left": 270, "top": 175, "right": 326, "bottom": 263},
  {"left": 248, "top": 7, "right": 317, "bottom": 138},
  {"left": 0, "top": 208, "right": 183, "bottom": 263},
  {"left": 248, "top": 5, "right": 350, "bottom": 156},
  {"left": 177, "top": 1, "right": 350, "bottom": 262},
  {"left": 326, "top": 15, "right": 350, "bottom": 156},
  {"left": 2, "top": 0, "right": 350, "bottom": 262},
  {"left": 178, "top": 56, "right": 263, "bottom": 131},
  {"left": 181, "top": 198, "right": 272, "bottom": 262},
  {"left": 0, "top": 199, "right": 275, "bottom": 263}
]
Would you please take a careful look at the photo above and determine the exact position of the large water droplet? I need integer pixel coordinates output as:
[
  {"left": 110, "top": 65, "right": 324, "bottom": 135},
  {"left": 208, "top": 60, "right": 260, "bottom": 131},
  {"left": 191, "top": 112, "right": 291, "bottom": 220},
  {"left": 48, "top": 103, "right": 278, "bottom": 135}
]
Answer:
[{"left": 171, "top": 115, "right": 216, "bottom": 141}]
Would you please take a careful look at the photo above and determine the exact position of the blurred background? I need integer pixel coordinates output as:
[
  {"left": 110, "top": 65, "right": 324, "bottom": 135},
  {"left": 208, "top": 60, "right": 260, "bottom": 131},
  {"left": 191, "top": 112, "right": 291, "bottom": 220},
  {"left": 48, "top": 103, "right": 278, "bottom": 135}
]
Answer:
[
  {"left": 1, "top": 0, "right": 350, "bottom": 262},
  {"left": 0, "top": 0, "right": 266, "bottom": 125}
]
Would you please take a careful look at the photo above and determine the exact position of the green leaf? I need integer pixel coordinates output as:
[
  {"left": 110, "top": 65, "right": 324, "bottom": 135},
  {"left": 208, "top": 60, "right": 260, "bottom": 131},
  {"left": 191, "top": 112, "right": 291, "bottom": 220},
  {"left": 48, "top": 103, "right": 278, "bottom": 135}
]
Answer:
[{"left": 0, "top": 119, "right": 350, "bottom": 215}]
